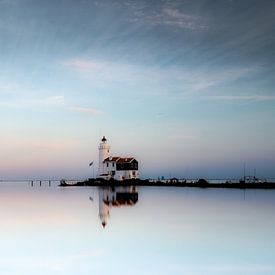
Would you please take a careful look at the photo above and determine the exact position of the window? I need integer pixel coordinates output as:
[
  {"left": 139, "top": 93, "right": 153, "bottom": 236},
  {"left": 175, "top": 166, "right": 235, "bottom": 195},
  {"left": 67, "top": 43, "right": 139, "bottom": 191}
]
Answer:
[
  {"left": 107, "top": 163, "right": 109, "bottom": 167},
  {"left": 112, "top": 162, "right": 114, "bottom": 167}
]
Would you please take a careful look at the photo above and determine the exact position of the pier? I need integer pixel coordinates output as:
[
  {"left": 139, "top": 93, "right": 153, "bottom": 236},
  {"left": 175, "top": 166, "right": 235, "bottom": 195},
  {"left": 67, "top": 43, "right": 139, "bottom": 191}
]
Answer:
[{"left": 1, "top": 177, "right": 275, "bottom": 189}]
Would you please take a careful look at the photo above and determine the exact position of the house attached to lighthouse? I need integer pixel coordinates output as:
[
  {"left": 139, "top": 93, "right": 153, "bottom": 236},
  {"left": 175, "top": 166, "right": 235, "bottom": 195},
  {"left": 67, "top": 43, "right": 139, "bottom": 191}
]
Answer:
[{"left": 98, "top": 136, "right": 139, "bottom": 181}]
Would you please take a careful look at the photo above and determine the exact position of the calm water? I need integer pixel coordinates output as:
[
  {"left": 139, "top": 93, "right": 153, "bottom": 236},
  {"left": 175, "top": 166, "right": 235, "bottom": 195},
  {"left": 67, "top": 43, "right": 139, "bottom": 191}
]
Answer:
[{"left": 0, "top": 181, "right": 274, "bottom": 275}]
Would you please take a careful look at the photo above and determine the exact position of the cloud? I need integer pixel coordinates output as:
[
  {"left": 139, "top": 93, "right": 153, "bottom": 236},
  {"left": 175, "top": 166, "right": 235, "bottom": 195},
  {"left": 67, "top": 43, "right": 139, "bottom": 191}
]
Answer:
[
  {"left": 153, "top": 8, "right": 208, "bottom": 30},
  {"left": 61, "top": 57, "right": 263, "bottom": 98},
  {"left": 0, "top": 95, "right": 65, "bottom": 108},
  {"left": 174, "top": 264, "right": 275, "bottom": 274},
  {"left": 206, "top": 264, "right": 275, "bottom": 273},
  {"left": 68, "top": 250, "right": 103, "bottom": 259},
  {"left": 205, "top": 95, "right": 275, "bottom": 102},
  {"left": 69, "top": 106, "right": 104, "bottom": 115},
  {"left": 184, "top": 66, "right": 259, "bottom": 92},
  {"left": 0, "top": 83, "right": 17, "bottom": 93},
  {"left": 60, "top": 59, "right": 104, "bottom": 71},
  {"left": 29, "top": 140, "right": 75, "bottom": 151},
  {"left": 0, "top": 136, "right": 77, "bottom": 152},
  {"left": 119, "top": 0, "right": 208, "bottom": 30},
  {"left": 60, "top": 57, "right": 148, "bottom": 86},
  {"left": 0, "top": 90, "right": 103, "bottom": 116},
  {"left": 48, "top": 95, "right": 65, "bottom": 103}
]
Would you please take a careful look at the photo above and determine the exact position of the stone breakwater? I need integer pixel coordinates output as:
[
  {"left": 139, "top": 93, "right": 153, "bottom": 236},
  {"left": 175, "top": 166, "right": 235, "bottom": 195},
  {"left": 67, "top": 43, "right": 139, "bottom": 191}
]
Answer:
[{"left": 59, "top": 178, "right": 275, "bottom": 189}]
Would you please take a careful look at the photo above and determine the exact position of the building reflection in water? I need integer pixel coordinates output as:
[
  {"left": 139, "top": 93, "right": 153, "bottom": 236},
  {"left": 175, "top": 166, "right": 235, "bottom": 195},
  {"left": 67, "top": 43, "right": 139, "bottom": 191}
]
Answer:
[{"left": 95, "top": 186, "right": 138, "bottom": 228}]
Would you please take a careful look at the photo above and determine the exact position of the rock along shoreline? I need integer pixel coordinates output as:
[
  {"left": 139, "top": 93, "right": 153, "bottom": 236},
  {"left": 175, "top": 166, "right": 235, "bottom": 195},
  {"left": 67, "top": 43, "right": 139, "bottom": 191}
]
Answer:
[{"left": 59, "top": 178, "right": 275, "bottom": 189}]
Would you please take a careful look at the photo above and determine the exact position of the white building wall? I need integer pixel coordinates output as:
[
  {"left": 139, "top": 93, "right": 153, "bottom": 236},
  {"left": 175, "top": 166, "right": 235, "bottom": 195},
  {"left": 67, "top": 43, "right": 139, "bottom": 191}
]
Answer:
[
  {"left": 102, "top": 161, "right": 116, "bottom": 179},
  {"left": 102, "top": 161, "right": 139, "bottom": 181},
  {"left": 114, "top": 170, "right": 139, "bottom": 180}
]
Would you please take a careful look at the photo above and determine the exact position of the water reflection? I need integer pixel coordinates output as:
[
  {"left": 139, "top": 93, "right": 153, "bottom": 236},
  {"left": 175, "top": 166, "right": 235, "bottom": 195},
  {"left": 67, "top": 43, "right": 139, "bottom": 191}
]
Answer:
[
  {"left": 95, "top": 186, "right": 138, "bottom": 228},
  {"left": 1, "top": 182, "right": 275, "bottom": 275}
]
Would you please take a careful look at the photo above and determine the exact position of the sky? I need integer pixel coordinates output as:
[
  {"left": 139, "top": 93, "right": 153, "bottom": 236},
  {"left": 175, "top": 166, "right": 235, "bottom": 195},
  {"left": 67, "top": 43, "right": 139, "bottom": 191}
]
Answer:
[{"left": 0, "top": 0, "right": 275, "bottom": 179}]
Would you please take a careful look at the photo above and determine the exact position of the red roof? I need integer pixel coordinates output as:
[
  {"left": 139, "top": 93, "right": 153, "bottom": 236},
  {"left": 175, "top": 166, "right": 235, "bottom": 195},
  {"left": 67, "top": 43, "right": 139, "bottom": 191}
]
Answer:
[
  {"left": 103, "top": 157, "right": 121, "bottom": 162},
  {"left": 117, "top": 157, "right": 135, "bottom": 163},
  {"left": 103, "top": 157, "right": 136, "bottom": 163}
]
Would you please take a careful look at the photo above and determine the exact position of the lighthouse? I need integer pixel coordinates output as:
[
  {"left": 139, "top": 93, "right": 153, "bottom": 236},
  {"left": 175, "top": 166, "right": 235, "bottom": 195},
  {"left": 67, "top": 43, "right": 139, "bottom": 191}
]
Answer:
[
  {"left": 97, "top": 136, "right": 139, "bottom": 180},
  {"left": 98, "top": 136, "right": 110, "bottom": 176}
]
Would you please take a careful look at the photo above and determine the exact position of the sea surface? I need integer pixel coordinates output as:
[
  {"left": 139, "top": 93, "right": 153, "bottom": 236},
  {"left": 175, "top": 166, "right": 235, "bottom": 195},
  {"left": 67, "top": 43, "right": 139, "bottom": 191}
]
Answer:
[{"left": 0, "top": 181, "right": 274, "bottom": 275}]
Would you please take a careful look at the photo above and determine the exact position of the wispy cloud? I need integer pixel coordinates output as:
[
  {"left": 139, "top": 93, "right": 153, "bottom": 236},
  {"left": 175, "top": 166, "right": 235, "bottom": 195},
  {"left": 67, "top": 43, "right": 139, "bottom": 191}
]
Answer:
[
  {"left": 0, "top": 95, "right": 65, "bottom": 108},
  {"left": 206, "top": 95, "right": 275, "bottom": 102},
  {"left": 68, "top": 250, "right": 103, "bottom": 259},
  {"left": 174, "top": 264, "right": 275, "bottom": 274},
  {"left": 48, "top": 95, "right": 65, "bottom": 102},
  {"left": 183, "top": 66, "right": 260, "bottom": 92},
  {"left": 124, "top": 1, "right": 208, "bottom": 30},
  {"left": 206, "top": 264, "right": 275, "bottom": 273},
  {"left": 61, "top": 57, "right": 260, "bottom": 97},
  {"left": 0, "top": 92, "right": 103, "bottom": 116},
  {"left": 69, "top": 106, "right": 104, "bottom": 115},
  {"left": 60, "top": 59, "right": 104, "bottom": 71},
  {"left": 149, "top": 7, "right": 208, "bottom": 30},
  {"left": 0, "top": 136, "right": 77, "bottom": 152},
  {"left": 0, "top": 83, "right": 17, "bottom": 93},
  {"left": 60, "top": 57, "right": 149, "bottom": 86}
]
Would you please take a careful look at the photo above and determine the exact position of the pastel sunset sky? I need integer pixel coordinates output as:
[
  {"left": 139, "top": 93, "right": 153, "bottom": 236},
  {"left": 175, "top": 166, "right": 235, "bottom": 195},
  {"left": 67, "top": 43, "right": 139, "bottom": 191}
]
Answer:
[{"left": 0, "top": 0, "right": 274, "bottom": 179}]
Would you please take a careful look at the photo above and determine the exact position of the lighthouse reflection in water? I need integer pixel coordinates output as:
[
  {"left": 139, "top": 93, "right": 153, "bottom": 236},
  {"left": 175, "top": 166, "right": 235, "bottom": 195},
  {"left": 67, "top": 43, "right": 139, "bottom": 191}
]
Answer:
[{"left": 93, "top": 186, "right": 138, "bottom": 228}]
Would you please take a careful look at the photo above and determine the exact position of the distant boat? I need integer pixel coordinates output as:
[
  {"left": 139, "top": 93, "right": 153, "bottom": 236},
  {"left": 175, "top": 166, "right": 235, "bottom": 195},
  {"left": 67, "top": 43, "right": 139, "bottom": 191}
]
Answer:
[{"left": 239, "top": 175, "right": 263, "bottom": 184}]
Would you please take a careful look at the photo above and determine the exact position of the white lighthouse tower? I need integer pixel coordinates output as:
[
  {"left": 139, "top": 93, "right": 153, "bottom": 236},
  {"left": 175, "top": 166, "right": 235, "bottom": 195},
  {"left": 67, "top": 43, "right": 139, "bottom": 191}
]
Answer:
[{"left": 98, "top": 136, "right": 110, "bottom": 176}]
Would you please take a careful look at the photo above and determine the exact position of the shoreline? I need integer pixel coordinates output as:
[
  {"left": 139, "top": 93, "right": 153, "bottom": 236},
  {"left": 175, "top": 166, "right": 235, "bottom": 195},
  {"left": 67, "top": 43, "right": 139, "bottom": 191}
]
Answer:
[{"left": 59, "top": 178, "right": 275, "bottom": 189}]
